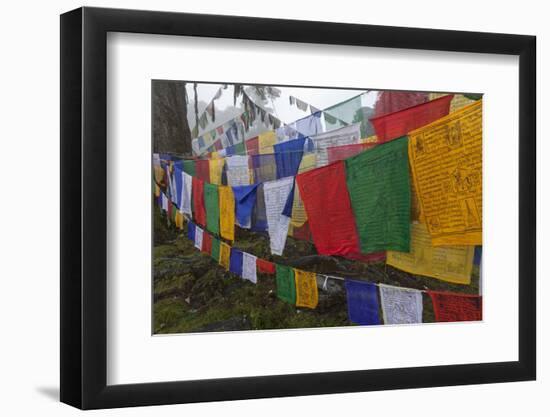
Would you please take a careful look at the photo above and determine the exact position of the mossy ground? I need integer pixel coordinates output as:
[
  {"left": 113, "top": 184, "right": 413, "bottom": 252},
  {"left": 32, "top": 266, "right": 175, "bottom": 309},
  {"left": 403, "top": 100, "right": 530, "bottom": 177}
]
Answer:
[{"left": 153, "top": 206, "right": 480, "bottom": 334}]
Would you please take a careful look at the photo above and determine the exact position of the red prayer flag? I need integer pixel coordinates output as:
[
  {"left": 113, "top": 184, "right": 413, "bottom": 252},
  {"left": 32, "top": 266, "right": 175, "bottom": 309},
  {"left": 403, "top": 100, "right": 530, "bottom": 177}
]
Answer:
[
  {"left": 370, "top": 95, "right": 453, "bottom": 143},
  {"left": 245, "top": 136, "right": 260, "bottom": 156},
  {"left": 202, "top": 231, "right": 212, "bottom": 254},
  {"left": 428, "top": 291, "right": 482, "bottom": 322},
  {"left": 296, "top": 161, "right": 362, "bottom": 258},
  {"left": 373, "top": 91, "right": 429, "bottom": 118},
  {"left": 214, "top": 139, "right": 223, "bottom": 150},
  {"left": 257, "top": 258, "right": 276, "bottom": 274},
  {"left": 292, "top": 221, "right": 312, "bottom": 242},
  {"left": 327, "top": 143, "right": 376, "bottom": 164},
  {"left": 195, "top": 159, "right": 210, "bottom": 183},
  {"left": 192, "top": 177, "right": 206, "bottom": 226}
]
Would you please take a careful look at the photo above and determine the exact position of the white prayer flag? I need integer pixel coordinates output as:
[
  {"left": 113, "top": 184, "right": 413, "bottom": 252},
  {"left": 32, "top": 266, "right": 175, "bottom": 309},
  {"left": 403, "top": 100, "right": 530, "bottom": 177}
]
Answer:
[
  {"left": 309, "top": 123, "right": 361, "bottom": 167},
  {"left": 379, "top": 284, "right": 423, "bottom": 325},
  {"left": 194, "top": 226, "right": 204, "bottom": 250},
  {"left": 263, "top": 177, "right": 294, "bottom": 255},
  {"left": 242, "top": 252, "right": 258, "bottom": 284},
  {"left": 225, "top": 155, "right": 250, "bottom": 186},
  {"left": 181, "top": 172, "right": 193, "bottom": 216},
  {"left": 161, "top": 192, "right": 169, "bottom": 212},
  {"left": 152, "top": 153, "right": 161, "bottom": 167}
]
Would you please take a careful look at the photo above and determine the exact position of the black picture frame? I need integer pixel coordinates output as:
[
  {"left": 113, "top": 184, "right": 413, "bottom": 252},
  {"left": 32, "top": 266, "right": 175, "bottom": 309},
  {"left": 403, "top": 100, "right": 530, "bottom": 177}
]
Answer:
[{"left": 60, "top": 6, "right": 536, "bottom": 410}]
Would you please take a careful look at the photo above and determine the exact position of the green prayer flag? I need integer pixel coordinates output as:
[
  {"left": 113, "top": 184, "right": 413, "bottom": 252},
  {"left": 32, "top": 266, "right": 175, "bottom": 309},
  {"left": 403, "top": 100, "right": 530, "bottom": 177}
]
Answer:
[
  {"left": 276, "top": 264, "right": 296, "bottom": 304},
  {"left": 210, "top": 237, "right": 220, "bottom": 262},
  {"left": 182, "top": 160, "right": 196, "bottom": 177},
  {"left": 204, "top": 183, "right": 220, "bottom": 235},
  {"left": 345, "top": 136, "right": 411, "bottom": 253},
  {"left": 233, "top": 141, "right": 246, "bottom": 155}
]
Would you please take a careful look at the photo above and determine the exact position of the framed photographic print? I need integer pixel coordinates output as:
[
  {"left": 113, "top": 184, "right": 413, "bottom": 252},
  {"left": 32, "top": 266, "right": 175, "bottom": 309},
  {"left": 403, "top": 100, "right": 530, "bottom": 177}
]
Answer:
[{"left": 60, "top": 6, "right": 536, "bottom": 409}]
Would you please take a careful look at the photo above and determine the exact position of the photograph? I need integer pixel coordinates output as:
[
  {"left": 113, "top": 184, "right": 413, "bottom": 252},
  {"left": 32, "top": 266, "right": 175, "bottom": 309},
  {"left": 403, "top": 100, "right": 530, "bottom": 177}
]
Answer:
[{"left": 152, "top": 81, "right": 483, "bottom": 334}]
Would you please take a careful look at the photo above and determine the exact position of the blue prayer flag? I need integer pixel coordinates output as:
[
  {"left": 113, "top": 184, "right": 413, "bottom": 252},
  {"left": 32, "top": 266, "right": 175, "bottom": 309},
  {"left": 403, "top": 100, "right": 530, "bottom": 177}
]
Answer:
[
  {"left": 173, "top": 166, "right": 183, "bottom": 207},
  {"left": 345, "top": 280, "right": 381, "bottom": 325},
  {"left": 229, "top": 249, "right": 243, "bottom": 276},
  {"left": 274, "top": 137, "right": 305, "bottom": 179},
  {"left": 187, "top": 221, "right": 196, "bottom": 242},
  {"left": 474, "top": 246, "right": 482, "bottom": 265},
  {"left": 232, "top": 184, "right": 259, "bottom": 228}
]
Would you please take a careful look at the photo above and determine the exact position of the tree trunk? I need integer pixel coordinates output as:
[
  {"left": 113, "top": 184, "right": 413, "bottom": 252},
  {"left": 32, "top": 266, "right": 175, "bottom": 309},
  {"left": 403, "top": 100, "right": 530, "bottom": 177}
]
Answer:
[{"left": 152, "top": 80, "right": 192, "bottom": 155}]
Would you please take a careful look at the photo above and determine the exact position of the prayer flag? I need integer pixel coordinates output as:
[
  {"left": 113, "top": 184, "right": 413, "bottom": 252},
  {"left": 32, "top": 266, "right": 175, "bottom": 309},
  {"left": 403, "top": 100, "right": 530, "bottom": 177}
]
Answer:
[
  {"left": 309, "top": 123, "right": 362, "bottom": 167},
  {"left": 251, "top": 184, "right": 268, "bottom": 232},
  {"left": 192, "top": 177, "right": 206, "bottom": 226},
  {"left": 428, "top": 93, "right": 476, "bottom": 113},
  {"left": 373, "top": 91, "right": 429, "bottom": 118},
  {"left": 194, "top": 226, "right": 204, "bottom": 250},
  {"left": 345, "top": 136, "right": 411, "bottom": 253},
  {"left": 263, "top": 177, "right": 294, "bottom": 255},
  {"left": 219, "top": 241, "right": 231, "bottom": 270},
  {"left": 273, "top": 137, "right": 305, "bottom": 179},
  {"left": 428, "top": 291, "right": 482, "bottom": 322},
  {"left": 226, "top": 155, "right": 250, "bottom": 186},
  {"left": 229, "top": 248, "right": 243, "bottom": 276},
  {"left": 294, "top": 269, "right": 318, "bottom": 309},
  {"left": 387, "top": 223, "right": 474, "bottom": 284},
  {"left": 276, "top": 264, "right": 296, "bottom": 304},
  {"left": 251, "top": 154, "right": 277, "bottom": 183},
  {"left": 173, "top": 166, "right": 183, "bottom": 207},
  {"left": 323, "top": 94, "right": 362, "bottom": 131},
  {"left": 195, "top": 159, "right": 210, "bottom": 182},
  {"left": 232, "top": 184, "right": 259, "bottom": 228},
  {"left": 370, "top": 95, "right": 453, "bottom": 143},
  {"left": 187, "top": 221, "right": 196, "bottom": 242},
  {"left": 182, "top": 159, "right": 196, "bottom": 177},
  {"left": 209, "top": 158, "right": 225, "bottom": 185},
  {"left": 219, "top": 185, "right": 235, "bottom": 241},
  {"left": 211, "top": 237, "right": 220, "bottom": 262},
  {"left": 204, "top": 183, "right": 220, "bottom": 235},
  {"left": 344, "top": 280, "right": 381, "bottom": 325},
  {"left": 257, "top": 258, "right": 276, "bottom": 275},
  {"left": 245, "top": 136, "right": 260, "bottom": 156},
  {"left": 296, "top": 161, "right": 362, "bottom": 257},
  {"left": 202, "top": 231, "right": 212, "bottom": 254},
  {"left": 180, "top": 171, "right": 193, "bottom": 216},
  {"left": 259, "top": 131, "right": 277, "bottom": 154},
  {"left": 379, "top": 284, "right": 423, "bottom": 324},
  {"left": 408, "top": 100, "right": 482, "bottom": 246},
  {"left": 242, "top": 252, "right": 258, "bottom": 284}
]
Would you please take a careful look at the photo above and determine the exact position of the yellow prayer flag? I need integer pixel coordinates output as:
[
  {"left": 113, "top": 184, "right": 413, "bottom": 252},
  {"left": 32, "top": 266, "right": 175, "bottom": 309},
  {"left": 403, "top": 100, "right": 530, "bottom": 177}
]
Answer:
[
  {"left": 154, "top": 166, "right": 165, "bottom": 184},
  {"left": 258, "top": 131, "right": 277, "bottom": 154},
  {"left": 154, "top": 184, "right": 160, "bottom": 198},
  {"left": 294, "top": 269, "right": 318, "bottom": 309},
  {"left": 387, "top": 223, "right": 474, "bottom": 284},
  {"left": 175, "top": 211, "right": 185, "bottom": 230},
  {"left": 429, "top": 93, "right": 476, "bottom": 113},
  {"left": 209, "top": 158, "right": 225, "bottom": 185},
  {"left": 409, "top": 100, "right": 482, "bottom": 246},
  {"left": 290, "top": 153, "right": 317, "bottom": 229},
  {"left": 219, "top": 186, "right": 235, "bottom": 242},
  {"left": 219, "top": 241, "right": 231, "bottom": 270},
  {"left": 211, "top": 151, "right": 219, "bottom": 159}
]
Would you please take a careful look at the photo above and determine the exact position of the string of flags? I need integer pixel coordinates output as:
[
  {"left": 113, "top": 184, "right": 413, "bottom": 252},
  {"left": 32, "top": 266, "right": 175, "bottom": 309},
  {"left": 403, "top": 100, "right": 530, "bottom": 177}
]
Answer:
[
  {"left": 155, "top": 90, "right": 483, "bottom": 325},
  {"left": 161, "top": 206, "right": 482, "bottom": 324}
]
